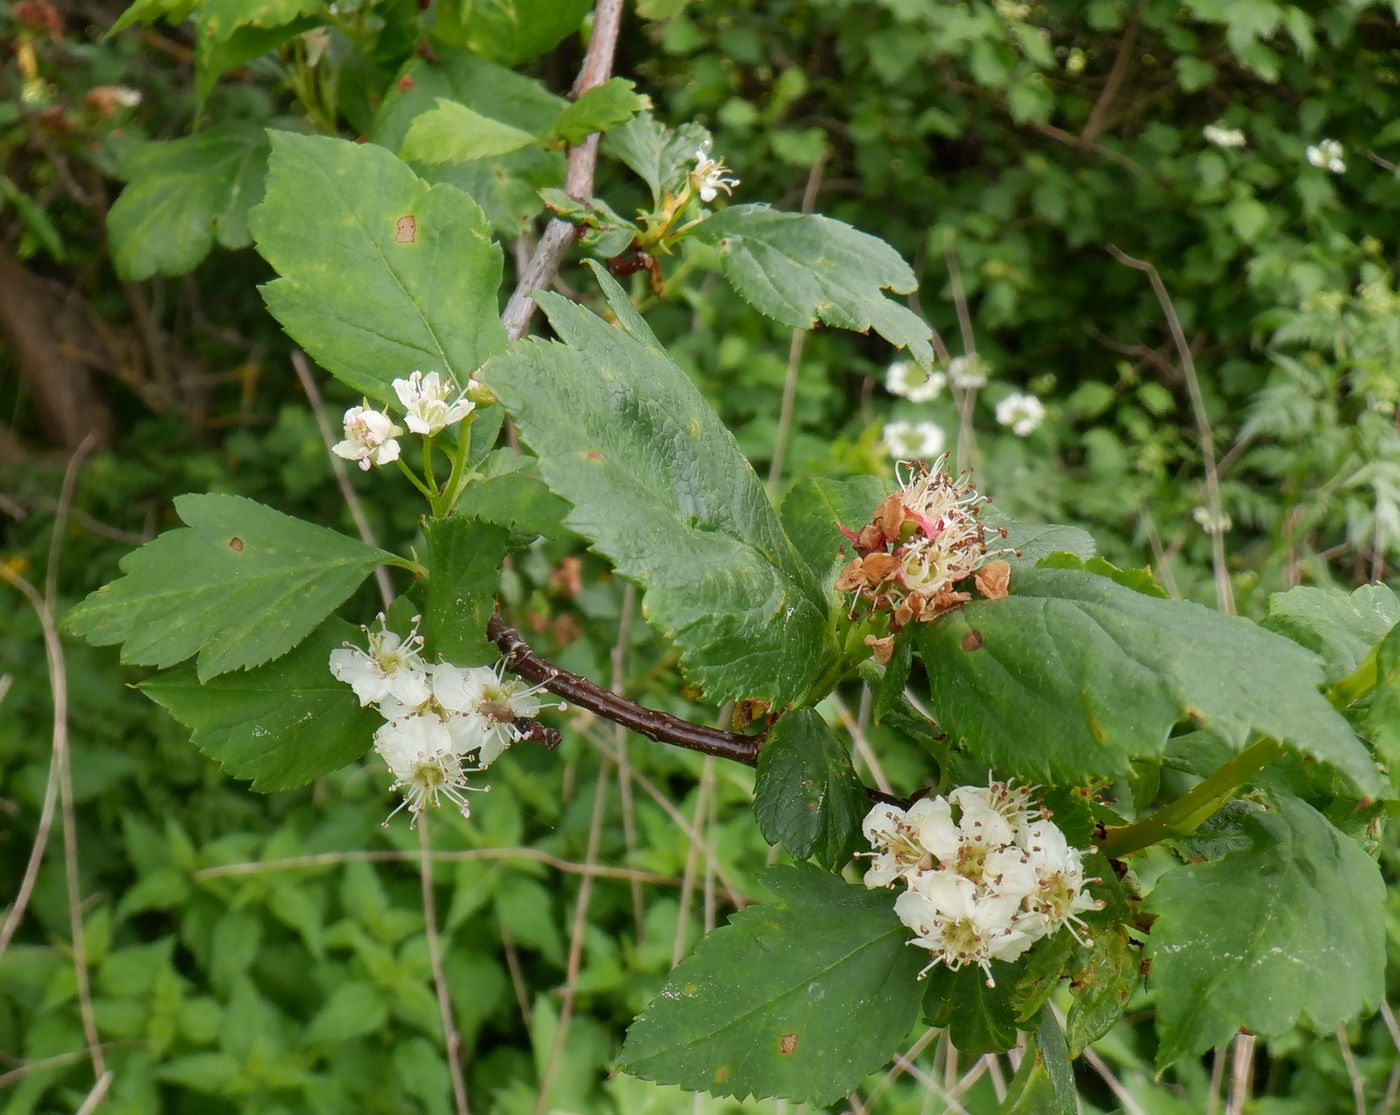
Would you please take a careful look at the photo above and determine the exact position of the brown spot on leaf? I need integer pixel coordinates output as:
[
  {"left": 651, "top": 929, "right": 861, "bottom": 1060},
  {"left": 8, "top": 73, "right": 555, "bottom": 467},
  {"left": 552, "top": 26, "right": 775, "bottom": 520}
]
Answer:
[
  {"left": 779, "top": 1032, "right": 799, "bottom": 1056},
  {"left": 961, "top": 629, "right": 982, "bottom": 652},
  {"left": 714, "top": 1067, "right": 730, "bottom": 1082},
  {"left": 395, "top": 74, "right": 414, "bottom": 92},
  {"left": 584, "top": 449, "right": 603, "bottom": 462},
  {"left": 395, "top": 215, "right": 416, "bottom": 244},
  {"left": 1087, "top": 717, "right": 1105, "bottom": 744},
  {"left": 228, "top": 537, "right": 244, "bottom": 552}
]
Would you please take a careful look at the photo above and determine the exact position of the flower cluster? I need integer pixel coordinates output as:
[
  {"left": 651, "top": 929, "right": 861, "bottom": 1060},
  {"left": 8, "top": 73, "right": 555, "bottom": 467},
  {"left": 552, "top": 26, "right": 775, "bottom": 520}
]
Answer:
[
  {"left": 861, "top": 781, "right": 1100, "bottom": 985},
  {"left": 332, "top": 370, "right": 477, "bottom": 472},
  {"left": 1202, "top": 122, "right": 1246, "bottom": 149},
  {"left": 995, "top": 392, "right": 1045, "bottom": 437},
  {"left": 836, "top": 456, "right": 1010, "bottom": 646},
  {"left": 330, "top": 615, "right": 565, "bottom": 825},
  {"left": 881, "top": 419, "right": 945, "bottom": 460},
  {"left": 693, "top": 142, "right": 740, "bottom": 203},
  {"left": 1307, "top": 138, "right": 1345, "bottom": 174}
]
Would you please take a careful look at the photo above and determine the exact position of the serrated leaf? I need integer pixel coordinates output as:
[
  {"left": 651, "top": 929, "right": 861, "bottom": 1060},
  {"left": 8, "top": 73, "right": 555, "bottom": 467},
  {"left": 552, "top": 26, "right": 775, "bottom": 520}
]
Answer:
[
  {"left": 139, "top": 619, "right": 379, "bottom": 790},
  {"left": 1262, "top": 583, "right": 1400, "bottom": 685},
  {"left": 374, "top": 50, "right": 566, "bottom": 238},
  {"left": 304, "top": 981, "right": 389, "bottom": 1045},
  {"left": 538, "top": 188, "right": 641, "bottom": 256},
  {"left": 604, "top": 112, "right": 709, "bottom": 206},
  {"left": 983, "top": 508, "right": 1096, "bottom": 571},
  {"left": 872, "top": 629, "right": 914, "bottom": 725},
  {"left": 1364, "top": 623, "right": 1400, "bottom": 791},
  {"left": 917, "top": 567, "right": 1380, "bottom": 796},
  {"left": 753, "top": 709, "right": 868, "bottom": 869},
  {"left": 453, "top": 450, "right": 573, "bottom": 539},
  {"left": 552, "top": 78, "right": 650, "bottom": 144},
  {"left": 423, "top": 517, "right": 509, "bottom": 666},
  {"left": 999, "top": 1011, "right": 1076, "bottom": 1115},
  {"left": 1065, "top": 925, "right": 1135, "bottom": 1056},
  {"left": 1036, "top": 552, "right": 1168, "bottom": 597},
  {"left": 194, "top": 19, "right": 313, "bottom": 106},
  {"left": 779, "top": 475, "right": 887, "bottom": 589},
  {"left": 619, "top": 864, "right": 923, "bottom": 1104},
  {"left": 195, "top": 0, "right": 318, "bottom": 40},
  {"left": 109, "top": 0, "right": 196, "bottom": 34},
  {"left": 401, "top": 99, "right": 539, "bottom": 164},
  {"left": 1145, "top": 794, "right": 1385, "bottom": 1069},
  {"left": 107, "top": 126, "right": 270, "bottom": 281},
  {"left": 431, "top": 0, "right": 590, "bottom": 63},
  {"left": 480, "top": 263, "right": 832, "bottom": 706},
  {"left": 66, "top": 494, "right": 391, "bottom": 681},
  {"left": 250, "top": 132, "right": 507, "bottom": 404},
  {"left": 691, "top": 204, "right": 932, "bottom": 365}
]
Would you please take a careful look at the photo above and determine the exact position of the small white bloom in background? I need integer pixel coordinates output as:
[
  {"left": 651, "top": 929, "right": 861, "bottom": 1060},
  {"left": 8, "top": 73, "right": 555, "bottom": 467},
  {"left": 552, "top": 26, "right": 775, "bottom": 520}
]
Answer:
[
  {"left": 995, "top": 392, "right": 1046, "bottom": 437},
  {"left": 392, "top": 370, "right": 475, "bottom": 436},
  {"left": 1192, "top": 505, "right": 1233, "bottom": 535},
  {"left": 301, "top": 27, "right": 331, "bottom": 67},
  {"left": 329, "top": 614, "right": 431, "bottom": 708},
  {"left": 1202, "top": 122, "right": 1246, "bottom": 149},
  {"left": 885, "top": 360, "right": 946, "bottom": 403},
  {"left": 1306, "top": 138, "right": 1345, "bottom": 174},
  {"left": 860, "top": 778, "right": 1101, "bottom": 985},
  {"left": 948, "top": 354, "right": 989, "bottom": 390},
  {"left": 373, "top": 714, "right": 486, "bottom": 824},
  {"left": 332, "top": 404, "right": 403, "bottom": 471},
  {"left": 693, "top": 142, "right": 740, "bottom": 203},
  {"left": 882, "top": 420, "right": 945, "bottom": 460}
]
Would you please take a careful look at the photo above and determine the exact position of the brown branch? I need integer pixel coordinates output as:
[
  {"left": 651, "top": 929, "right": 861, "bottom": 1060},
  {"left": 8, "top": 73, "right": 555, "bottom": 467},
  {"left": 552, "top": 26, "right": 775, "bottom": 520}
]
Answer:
[
  {"left": 487, "top": 614, "right": 763, "bottom": 766},
  {"left": 1080, "top": 14, "right": 1140, "bottom": 144},
  {"left": 500, "top": 0, "right": 625, "bottom": 342}
]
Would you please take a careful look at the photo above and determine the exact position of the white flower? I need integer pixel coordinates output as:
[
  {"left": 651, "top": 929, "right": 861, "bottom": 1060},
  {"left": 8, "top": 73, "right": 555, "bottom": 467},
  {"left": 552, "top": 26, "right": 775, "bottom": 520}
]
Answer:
[
  {"left": 994, "top": 392, "right": 1046, "bottom": 437},
  {"left": 861, "top": 799, "right": 945, "bottom": 887},
  {"left": 1019, "top": 821, "right": 1101, "bottom": 945},
  {"left": 1202, "top": 122, "right": 1246, "bottom": 149},
  {"left": 392, "top": 370, "right": 475, "bottom": 436},
  {"left": 329, "top": 615, "right": 431, "bottom": 709},
  {"left": 947, "top": 354, "right": 989, "bottom": 390},
  {"left": 693, "top": 142, "right": 739, "bottom": 203},
  {"left": 894, "top": 871, "right": 1036, "bottom": 983},
  {"left": 430, "top": 660, "right": 565, "bottom": 767},
  {"left": 332, "top": 405, "right": 403, "bottom": 471},
  {"left": 885, "top": 361, "right": 946, "bottom": 403},
  {"left": 882, "top": 420, "right": 945, "bottom": 460},
  {"left": 1192, "top": 505, "right": 1232, "bottom": 535},
  {"left": 1306, "top": 138, "right": 1345, "bottom": 174},
  {"left": 373, "top": 714, "right": 487, "bottom": 825}
]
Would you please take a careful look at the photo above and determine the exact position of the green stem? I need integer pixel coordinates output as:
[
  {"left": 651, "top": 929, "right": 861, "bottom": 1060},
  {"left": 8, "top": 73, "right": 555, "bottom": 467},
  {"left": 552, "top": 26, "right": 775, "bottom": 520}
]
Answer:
[
  {"left": 432, "top": 417, "right": 475, "bottom": 518},
  {"left": 422, "top": 435, "right": 437, "bottom": 495},
  {"left": 1098, "top": 737, "right": 1288, "bottom": 859},
  {"left": 1328, "top": 644, "right": 1379, "bottom": 709},
  {"left": 383, "top": 554, "right": 428, "bottom": 578},
  {"left": 396, "top": 457, "right": 438, "bottom": 505}
]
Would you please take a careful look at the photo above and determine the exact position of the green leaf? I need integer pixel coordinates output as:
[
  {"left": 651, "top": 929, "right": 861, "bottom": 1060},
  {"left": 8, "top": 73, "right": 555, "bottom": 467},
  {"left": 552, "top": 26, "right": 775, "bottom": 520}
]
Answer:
[
  {"left": 604, "top": 112, "right": 709, "bottom": 206},
  {"left": 453, "top": 450, "right": 573, "bottom": 539},
  {"left": 923, "top": 964, "right": 1020, "bottom": 1054},
  {"left": 480, "top": 263, "right": 832, "bottom": 707},
  {"left": 753, "top": 709, "right": 868, "bottom": 869},
  {"left": 109, "top": 0, "right": 197, "bottom": 34},
  {"left": 139, "top": 619, "right": 379, "bottom": 790},
  {"left": 194, "top": 19, "right": 315, "bottom": 106},
  {"left": 67, "top": 494, "right": 389, "bottom": 680},
  {"left": 250, "top": 131, "right": 507, "bottom": 404},
  {"left": 1065, "top": 926, "right": 1135, "bottom": 1056},
  {"left": 619, "top": 863, "right": 924, "bottom": 1104},
  {"left": 916, "top": 568, "right": 1380, "bottom": 796},
  {"left": 423, "top": 517, "right": 509, "bottom": 666},
  {"left": 779, "top": 475, "right": 887, "bottom": 589},
  {"left": 374, "top": 50, "right": 566, "bottom": 238},
  {"left": 1145, "top": 795, "right": 1385, "bottom": 1069},
  {"left": 691, "top": 204, "right": 933, "bottom": 365},
  {"left": 305, "top": 981, "right": 390, "bottom": 1045},
  {"left": 982, "top": 508, "right": 1097, "bottom": 571},
  {"left": 107, "top": 126, "right": 270, "bottom": 281},
  {"left": 430, "top": 0, "right": 590, "bottom": 63},
  {"left": 552, "top": 78, "right": 650, "bottom": 144},
  {"left": 538, "top": 188, "right": 641, "bottom": 257},
  {"left": 1036, "top": 552, "right": 1168, "bottom": 597},
  {"left": 1365, "top": 624, "right": 1400, "bottom": 788},
  {"left": 999, "top": 1011, "right": 1076, "bottom": 1115},
  {"left": 194, "top": 0, "right": 318, "bottom": 40},
  {"left": 1262, "top": 583, "right": 1399, "bottom": 685},
  {"left": 401, "top": 99, "right": 540, "bottom": 164}
]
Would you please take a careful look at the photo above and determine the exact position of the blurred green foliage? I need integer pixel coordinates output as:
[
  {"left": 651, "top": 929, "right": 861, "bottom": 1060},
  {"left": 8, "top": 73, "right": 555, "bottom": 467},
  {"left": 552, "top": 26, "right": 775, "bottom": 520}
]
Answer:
[{"left": 2, "top": 0, "right": 1398, "bottom": 1110}]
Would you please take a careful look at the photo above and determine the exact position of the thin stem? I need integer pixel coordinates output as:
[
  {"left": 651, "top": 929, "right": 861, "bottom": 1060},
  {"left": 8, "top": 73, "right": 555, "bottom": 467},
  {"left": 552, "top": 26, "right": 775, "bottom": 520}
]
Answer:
[
  {"left": 418, "top": 817, "right": 470, "bottom": 1115},
  {"left": 396, "top": 456, "right": 438, "bottom": 504},
  {"left": 422, "top": 435, "right": 438, "bottom": 498},
  {"left": 1108, "top": 245, "right": 1234, "bottom": 615},
  {"left": 1098, "top": 737, "right": 1287, "bottom": 859}
]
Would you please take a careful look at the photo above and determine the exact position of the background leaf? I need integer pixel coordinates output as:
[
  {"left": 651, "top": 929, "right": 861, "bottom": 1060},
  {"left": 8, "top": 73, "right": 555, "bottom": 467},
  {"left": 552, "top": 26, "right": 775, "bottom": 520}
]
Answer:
[
  {"left": 753, "top": 708, "right": 869, "bottom": 869},
  {"left": 692, "top": 204, "right": 933, "bottom": 365},
  {"left": 1144, "top": 794, "right": 1386, "bottom": 1069},
  {"left": 1262, "top": 583, "right": 1399, "bottom": 684},
  {"left": 619, "top": 863, "right": 924, "bottom": 1104},
  {"left": 551, "top": 78, "right": 650, "bottom": 144},
  {"left": 480, "top": 263, "right": 833, "bottom": 707},
  {"left": 917, "top": 567, "right": 1380, "bottom": 795},
  {"left": 139, "top": 618, "right": 379, "bottom": 790},
  {"left": 400, "top": 100, "right": 539, "bottom": 165},
  {"left": 430, "top": 0, "right": 591, "bottom": 64},
  {"left": 250, "top": 132, "right": 506, "bottom": 403},
  {"left": 604, "top": 112, "right": 709, "bottom": 205},
  {"left": 65, "top": 494, "right": 391, "bottom": 680},
  {"left": 107, "top": 126, "right": 269, "bottom": 280}
]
